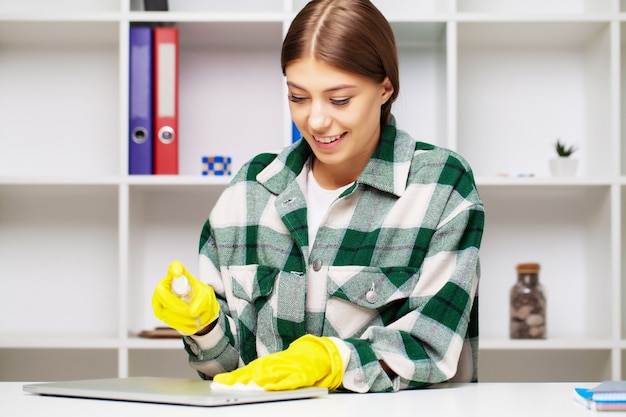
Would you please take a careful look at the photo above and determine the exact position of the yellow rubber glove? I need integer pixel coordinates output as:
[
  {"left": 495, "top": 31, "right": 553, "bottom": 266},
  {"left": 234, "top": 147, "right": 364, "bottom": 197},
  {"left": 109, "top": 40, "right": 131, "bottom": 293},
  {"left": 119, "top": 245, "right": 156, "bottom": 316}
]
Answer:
[
  {"left": 152, "top": 260, "right": 220, "bottom": 335},
  {"left": 213, "top": 335, "right": 343, "bottom": 391}
]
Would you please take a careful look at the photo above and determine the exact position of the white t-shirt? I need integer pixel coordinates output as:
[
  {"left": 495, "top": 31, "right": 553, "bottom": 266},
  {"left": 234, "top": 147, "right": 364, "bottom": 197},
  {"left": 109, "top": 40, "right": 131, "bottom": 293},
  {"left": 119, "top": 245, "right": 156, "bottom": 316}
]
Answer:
[{"left": 306, "top": 168, "right": 353, "bottom": 248}]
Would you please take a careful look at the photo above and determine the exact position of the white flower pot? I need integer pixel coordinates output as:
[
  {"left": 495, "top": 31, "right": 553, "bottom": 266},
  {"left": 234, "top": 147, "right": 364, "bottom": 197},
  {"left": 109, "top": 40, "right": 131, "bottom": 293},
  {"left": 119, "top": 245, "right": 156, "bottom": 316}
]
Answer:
[{"left": 549, "top": 157, "right": 578, "bottom": 177}]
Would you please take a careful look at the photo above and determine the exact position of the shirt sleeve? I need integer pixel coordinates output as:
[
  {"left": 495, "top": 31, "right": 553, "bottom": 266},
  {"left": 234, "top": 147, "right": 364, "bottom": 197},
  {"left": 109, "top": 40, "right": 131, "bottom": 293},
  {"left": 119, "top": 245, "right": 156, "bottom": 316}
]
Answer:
[{"left": 181, "top": 217, "right": 243, "bottom": 379}]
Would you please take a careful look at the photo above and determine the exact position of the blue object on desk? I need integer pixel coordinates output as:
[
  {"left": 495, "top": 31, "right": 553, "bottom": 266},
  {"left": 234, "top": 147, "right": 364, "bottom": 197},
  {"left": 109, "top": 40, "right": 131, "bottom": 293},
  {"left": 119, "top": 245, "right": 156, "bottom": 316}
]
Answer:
[{"left": 574, "top": 383, "right": 626, "bottom": 411}]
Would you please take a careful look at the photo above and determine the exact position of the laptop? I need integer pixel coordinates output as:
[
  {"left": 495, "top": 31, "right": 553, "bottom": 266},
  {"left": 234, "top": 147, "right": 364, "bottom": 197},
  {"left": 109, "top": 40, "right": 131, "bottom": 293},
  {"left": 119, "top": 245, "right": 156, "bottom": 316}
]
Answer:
[{"left": 23, "top": 377, "right": 328, "bottom": 407}]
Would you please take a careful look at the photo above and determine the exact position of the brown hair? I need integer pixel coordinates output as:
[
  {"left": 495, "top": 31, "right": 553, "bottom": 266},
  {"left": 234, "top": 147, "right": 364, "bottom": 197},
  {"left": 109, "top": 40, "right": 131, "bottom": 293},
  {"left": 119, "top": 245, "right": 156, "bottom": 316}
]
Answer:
[{"left": 281, "top": 0, "right": 399, "bottom": 126}]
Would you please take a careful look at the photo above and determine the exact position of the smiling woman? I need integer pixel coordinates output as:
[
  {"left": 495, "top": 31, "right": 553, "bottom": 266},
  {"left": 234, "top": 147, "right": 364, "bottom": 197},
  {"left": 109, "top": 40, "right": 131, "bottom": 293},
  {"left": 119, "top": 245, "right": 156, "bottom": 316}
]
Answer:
[
  {"left": 152, "top": 0, "right": 485, "bottom": 394},
  {"left": 285, "top": 59, "right": 393, "bottom": 188}
]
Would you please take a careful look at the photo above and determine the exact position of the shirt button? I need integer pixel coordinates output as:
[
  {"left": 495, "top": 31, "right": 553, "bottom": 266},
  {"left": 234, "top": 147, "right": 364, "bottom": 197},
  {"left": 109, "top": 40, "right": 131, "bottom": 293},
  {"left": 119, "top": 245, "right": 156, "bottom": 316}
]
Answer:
[
  {"left": 354, "top": 371, "right": 367, "bottom": 388},
  {"left": 365, "top": 283, "right": 378, "bottom": 303},
  {"left": 366, "top": 290, "right": 378, "bottom": 304},
  {"left": 312, "top": 259, "right": 322, "bottom": 271}
]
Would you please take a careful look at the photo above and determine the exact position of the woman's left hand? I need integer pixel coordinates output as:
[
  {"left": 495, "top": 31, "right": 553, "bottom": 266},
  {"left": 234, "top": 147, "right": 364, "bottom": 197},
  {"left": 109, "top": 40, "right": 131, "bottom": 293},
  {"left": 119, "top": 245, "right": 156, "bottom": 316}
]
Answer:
[{"left": 213, "top": 335, "right": 343, "bottom": 391}]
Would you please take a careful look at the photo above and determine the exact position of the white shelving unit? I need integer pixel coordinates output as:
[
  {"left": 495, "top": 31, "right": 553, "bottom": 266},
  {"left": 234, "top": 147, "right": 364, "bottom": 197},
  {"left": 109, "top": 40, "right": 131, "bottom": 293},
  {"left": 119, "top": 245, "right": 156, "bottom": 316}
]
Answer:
[{"left": 0, "top": 0, "right": 625, "bottom": 382}]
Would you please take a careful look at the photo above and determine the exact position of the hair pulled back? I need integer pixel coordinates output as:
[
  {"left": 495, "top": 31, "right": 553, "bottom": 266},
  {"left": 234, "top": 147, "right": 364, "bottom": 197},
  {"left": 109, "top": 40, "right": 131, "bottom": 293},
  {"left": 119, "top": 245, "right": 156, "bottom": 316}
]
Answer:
[{"left": 281, "top": 0, "right": 399, "bottom": 125}]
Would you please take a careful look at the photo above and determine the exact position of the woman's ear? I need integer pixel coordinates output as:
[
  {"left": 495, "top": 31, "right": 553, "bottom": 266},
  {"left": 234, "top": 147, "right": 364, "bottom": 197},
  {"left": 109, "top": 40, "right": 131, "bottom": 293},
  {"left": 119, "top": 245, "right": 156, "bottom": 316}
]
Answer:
[{"left": 381, "top": 77, "right": 394, "bottom": 104}]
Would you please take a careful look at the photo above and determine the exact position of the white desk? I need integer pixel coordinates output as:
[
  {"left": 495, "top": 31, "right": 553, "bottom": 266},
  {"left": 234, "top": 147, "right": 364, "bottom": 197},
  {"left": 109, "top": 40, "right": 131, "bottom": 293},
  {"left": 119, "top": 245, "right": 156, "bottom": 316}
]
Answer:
[{"left": 0, "top": 382, "right": 609, "bottom": 416}]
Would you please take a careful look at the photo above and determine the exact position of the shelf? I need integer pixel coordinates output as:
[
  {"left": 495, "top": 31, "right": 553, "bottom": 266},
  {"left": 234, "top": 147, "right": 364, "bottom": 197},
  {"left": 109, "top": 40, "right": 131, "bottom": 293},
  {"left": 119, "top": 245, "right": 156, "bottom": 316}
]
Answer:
[
  {"left": 171, "top": 21, "right": 285, "bottom": 175},
  {"left": 370, "top": 0, "right": 451, "bottom": 18},
  {"left": 176, "top": 20, "right": 283, "bottom": 47},
  {"left": 457, "top": 0, "right": 615, "bottom": 14},
  {"left": 127, "top": 185, "right": 224, "bottom": 336},
  {"left": 127, "top": 11, "right": 285, "bottom": 23},
  {"left": 0, "top": 21, "right": 120, "bottom": 178},
  {"left": 478, "top": 184, "right": 612, "bottom": 340},
  {"left": 0, "top": 185, "right": 120, "bottom": 338},
  {"left": 0, "top": 177, "right": 123, "bottom": 185},
  {"left": 293, "top": 0, "right": 452, "bottom": 17},
  {"left": 622, "top": 186, "right": 626, "bottom": 339},
  {"left": 0, "top": 348, "right": 118, "bottom": 382},
  {"left": 475, "top": 176, "right": 615, "bottom": 186},
  {"left": 457, "top": 20, "right": 610, "bottom": 46},
  {"left": 0, "top": 176, "right": 231, "bottom": 186},
  {"left": 457, "top": 20, "right": 612, "bottom": 178},
  {"left": 480, "top": 338, "right": 616, "bottom": 350},
  {"left": 0, "top": 337, "right": 121, "bottom": 349},
  {"left": 0, "top": 0, "right": 121, "bottom": 15},
  {"left": 5, "top": 336, "right": 616, "bottom": 351},
  {"left": 479, "top": 349, "right": 612, "bottom": 382},
  {"left": 128, "top": 349, "right": 198, "bottom": 378},
  {"left": 391, "top": 21, "right": 448, "bottom": 148},
  {"left": 0, "top": 20, "right": 119, "bottom": 46},
  {"left": 125, "top": 337, "right": 183, "bottom": 349},
  {"left": 621, "top": 23, "right": 626, "bottom": 177},
  {"left": 125, "top": 175, "right": 231, "bottom": 186},
  {"left": 130, "top": 0, "right": 284, "bottom": 13},
  {"left": 0, "top": 1, "right": 624, "bottom": 383}
]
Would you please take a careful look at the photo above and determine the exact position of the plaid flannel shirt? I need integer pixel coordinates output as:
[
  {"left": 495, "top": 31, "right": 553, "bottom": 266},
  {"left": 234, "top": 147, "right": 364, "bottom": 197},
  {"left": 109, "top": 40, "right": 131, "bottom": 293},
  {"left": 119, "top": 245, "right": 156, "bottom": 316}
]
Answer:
[{"left": 184, "top": 121, "right": 484, "bottom": 392}]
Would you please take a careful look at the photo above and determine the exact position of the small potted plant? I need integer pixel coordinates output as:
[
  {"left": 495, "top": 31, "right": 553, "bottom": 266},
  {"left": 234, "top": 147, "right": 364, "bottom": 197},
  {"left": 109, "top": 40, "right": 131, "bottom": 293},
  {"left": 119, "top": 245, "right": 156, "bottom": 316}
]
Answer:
[{"left": 549, "top": 138, "right": 578, "bottom": 177}]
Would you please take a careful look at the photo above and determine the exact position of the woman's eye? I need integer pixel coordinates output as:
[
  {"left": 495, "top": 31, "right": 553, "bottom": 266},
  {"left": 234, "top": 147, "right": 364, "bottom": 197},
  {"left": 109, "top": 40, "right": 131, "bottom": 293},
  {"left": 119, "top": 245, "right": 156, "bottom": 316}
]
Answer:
[
  {"left": 331, "top": 98, "right": 350, "bottom": 106},
  {"left": 288, "top": 94, "right": 306, "bottom": 103}
]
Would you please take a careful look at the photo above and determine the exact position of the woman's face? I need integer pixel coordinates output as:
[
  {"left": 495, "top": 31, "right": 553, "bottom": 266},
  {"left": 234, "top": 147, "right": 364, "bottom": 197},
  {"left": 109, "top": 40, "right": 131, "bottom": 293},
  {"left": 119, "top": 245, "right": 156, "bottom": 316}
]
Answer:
[{"left": 285, "top": 57, "right": 394, "bottom": 189}]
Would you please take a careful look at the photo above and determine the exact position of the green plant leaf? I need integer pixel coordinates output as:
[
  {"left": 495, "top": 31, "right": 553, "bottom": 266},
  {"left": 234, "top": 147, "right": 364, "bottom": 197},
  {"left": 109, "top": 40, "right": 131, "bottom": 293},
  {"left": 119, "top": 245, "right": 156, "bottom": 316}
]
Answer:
[{"left": 555, "top": 139, "right": 576, "bottom": 157}]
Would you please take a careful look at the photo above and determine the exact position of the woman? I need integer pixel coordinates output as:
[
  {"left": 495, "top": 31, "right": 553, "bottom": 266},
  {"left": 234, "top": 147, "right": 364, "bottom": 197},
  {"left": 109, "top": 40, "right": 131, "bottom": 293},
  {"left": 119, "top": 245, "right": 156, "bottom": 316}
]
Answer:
[{"left": 152, "top": 0, "right": 484, "bottom": 393}]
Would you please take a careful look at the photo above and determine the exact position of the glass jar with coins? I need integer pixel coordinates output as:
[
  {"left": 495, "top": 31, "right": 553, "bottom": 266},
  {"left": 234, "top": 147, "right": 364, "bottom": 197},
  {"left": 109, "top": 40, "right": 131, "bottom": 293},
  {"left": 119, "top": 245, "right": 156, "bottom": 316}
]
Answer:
[{"left": 510, "top": 262, "right": 546, "bottom": 339}]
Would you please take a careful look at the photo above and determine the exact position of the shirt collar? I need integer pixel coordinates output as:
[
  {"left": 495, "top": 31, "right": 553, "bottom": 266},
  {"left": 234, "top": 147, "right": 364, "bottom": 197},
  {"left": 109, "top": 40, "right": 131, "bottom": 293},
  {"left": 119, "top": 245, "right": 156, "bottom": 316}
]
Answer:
[{"left": 257, "top": 116, "right": 414, "bottom": 198}]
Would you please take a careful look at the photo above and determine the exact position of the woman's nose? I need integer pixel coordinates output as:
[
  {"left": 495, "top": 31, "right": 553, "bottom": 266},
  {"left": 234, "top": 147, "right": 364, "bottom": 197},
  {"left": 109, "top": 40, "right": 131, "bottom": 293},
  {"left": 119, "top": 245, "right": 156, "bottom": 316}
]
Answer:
[{"left": 308, "top": 101, "right": 331, "bottom": 130}]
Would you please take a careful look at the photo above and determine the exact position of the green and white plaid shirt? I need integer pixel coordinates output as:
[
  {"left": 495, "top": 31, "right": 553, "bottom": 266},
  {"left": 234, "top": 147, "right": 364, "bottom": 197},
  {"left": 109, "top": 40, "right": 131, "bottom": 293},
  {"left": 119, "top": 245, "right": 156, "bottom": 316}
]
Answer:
[{"left": 184, "top": 120, "right": 484, "bottom": 393}]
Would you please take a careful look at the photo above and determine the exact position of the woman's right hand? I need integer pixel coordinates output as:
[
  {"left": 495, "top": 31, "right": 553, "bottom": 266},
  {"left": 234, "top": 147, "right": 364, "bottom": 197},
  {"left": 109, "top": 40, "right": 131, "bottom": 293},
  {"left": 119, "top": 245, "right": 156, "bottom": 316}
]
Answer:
[{"left": 151, "top": 261, "right": 220, "bottom": 335}]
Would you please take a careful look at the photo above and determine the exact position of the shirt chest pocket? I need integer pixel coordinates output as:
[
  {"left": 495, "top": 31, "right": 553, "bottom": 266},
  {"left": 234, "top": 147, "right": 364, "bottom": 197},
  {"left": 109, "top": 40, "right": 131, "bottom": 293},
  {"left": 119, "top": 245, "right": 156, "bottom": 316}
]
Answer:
[
  {"left": 228, "top": 265, "right": 278, "bottom": 303},
  {"left": 227, "top": 265, "right": 307, "bottom": 340},
  {"left": 324, "top": 266, "right": 421, "bottom": 339},
  {"left": 327, "top": 266, "right": 420, "bottom": 311}
]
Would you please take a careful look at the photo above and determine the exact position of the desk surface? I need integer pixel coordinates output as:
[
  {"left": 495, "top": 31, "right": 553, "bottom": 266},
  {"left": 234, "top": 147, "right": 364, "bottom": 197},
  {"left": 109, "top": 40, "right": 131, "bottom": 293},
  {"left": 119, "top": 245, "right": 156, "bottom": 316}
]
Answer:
[{"left": 0, "top": 381, "right": 609, "bottom": 416}]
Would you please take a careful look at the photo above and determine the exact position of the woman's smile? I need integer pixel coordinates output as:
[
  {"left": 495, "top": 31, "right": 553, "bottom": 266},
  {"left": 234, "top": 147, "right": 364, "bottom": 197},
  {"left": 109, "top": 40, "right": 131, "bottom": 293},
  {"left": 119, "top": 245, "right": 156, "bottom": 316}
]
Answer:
[{"left": 313, "top": 132, "right": 346, "bottom": 145}]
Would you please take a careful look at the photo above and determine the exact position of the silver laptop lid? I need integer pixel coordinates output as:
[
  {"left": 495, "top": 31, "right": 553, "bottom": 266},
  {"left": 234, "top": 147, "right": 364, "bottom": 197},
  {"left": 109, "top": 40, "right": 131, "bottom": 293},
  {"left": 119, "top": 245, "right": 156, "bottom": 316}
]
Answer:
[{"left": 23, "top": 377, "right": 328, "bottom": 407}]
